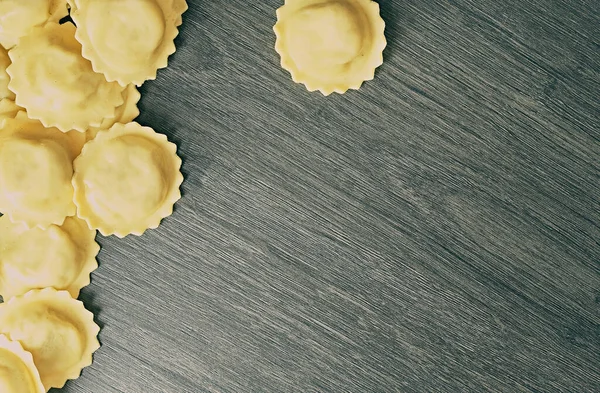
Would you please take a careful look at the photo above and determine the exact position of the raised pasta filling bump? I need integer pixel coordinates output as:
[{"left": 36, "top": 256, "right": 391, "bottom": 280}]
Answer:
[
  {"left": 0, "top": 0, "right": 69, "bottom": 49},
  {"left": 6, "top": 22, "right": 125, "bottom": 132},
  {"left": 0, "top": 118, "right": 84, "bottom": 229},
  {"left": 0, "top": 288, "right": 100, "bottom": 391},
  {"left": 70, "top": 0, "right": 188, "bottom": 86},
  {"left": 0, "top": 335, "right": 45, "bottom": 393},
  {"left": 274, "top": 0, "right": 386, "bottom": 95},
  {"left": 73, "top": 122, "right": 183, "bottom": 237},
  {"left": 0, "top": 215, "right": 99, "bottom": 299}
]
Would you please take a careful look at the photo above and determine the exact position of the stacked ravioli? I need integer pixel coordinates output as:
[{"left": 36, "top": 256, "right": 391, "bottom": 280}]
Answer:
[{"left": 0, "top": 0, "right": 186, "bottom": 391}]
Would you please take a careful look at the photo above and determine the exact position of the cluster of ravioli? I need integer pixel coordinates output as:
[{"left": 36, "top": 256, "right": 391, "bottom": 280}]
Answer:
[
  {"left": 0, "top": 0, "right": 186, "bottom": 392},
  {"left": 273, "top": 0, "right": 386, "bottom": 95}
]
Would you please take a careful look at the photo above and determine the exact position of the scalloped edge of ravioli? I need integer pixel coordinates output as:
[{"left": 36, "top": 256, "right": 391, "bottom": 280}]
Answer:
[
  {"left": 0, "top": 117, "right": 85, "bottom": 229},
  {"left": 73, "top": 121, "right": 183, "bottom": 238},
  {"left": 6, "top": 22, "right": 124, "bottom": 132},
  {"left": 0, "top": 288, "right": 100, "bottom": 391},
  {"left": 85, "top": 84, "right": 141, "bottom": 142},
  {"left": 173, "top": 0, "right": 189, "bottom": 26},
  {"left": 0, "top": 0, "right": 69, "bottom": 49},
  {"left": 70, "top": 0, "right": 187, "bottom": 86},
  {"left": 0, "top": 215, "right": 99, "bottom": 300},
  {"left": 273, "top": 0, "right": 386, "bottom": 95},
  {"left": 0, "top": 45, "right": 15, "bottom": 101},
  {"left": 0, "top": 334, "right": 45, "bottom": 393}
]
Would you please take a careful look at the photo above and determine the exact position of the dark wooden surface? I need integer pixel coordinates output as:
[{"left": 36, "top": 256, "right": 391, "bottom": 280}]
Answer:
[{"left": 62, "top": 0, "right": 599, "bottom": 391}]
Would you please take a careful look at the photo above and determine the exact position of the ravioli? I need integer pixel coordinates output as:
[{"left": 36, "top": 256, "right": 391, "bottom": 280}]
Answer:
[
  {"left": 0, "top": 117, "right": 85, "bottom": 229},
  {"left": 73, "top": 122, "right": 183, "bottom": 237},
  {"left": 0, "top": 334, "right": 44, "bottom": 393},
  {"left": 86, "top": 84, "right": 141, "bottom": 142},
  {"left": 6, "top": 22, "right": 124, "bottom": 132},
  {"left": 0, "top": 0, "right": 68, "bottom": 49},
  {"left": 69, "top": 0, "right": 188, "bottom": 86},
  {"left": 0, "top": 0, "right": 190, "bottom": 389},
  {"left": 0, "top": 288, "right": 100, "bottom": 391},
  {"left": 0, "top": 215, "right": 99, "bottom": 300},
  {"left": 273, "top": 0, "right": 386, "bottom": 95}
]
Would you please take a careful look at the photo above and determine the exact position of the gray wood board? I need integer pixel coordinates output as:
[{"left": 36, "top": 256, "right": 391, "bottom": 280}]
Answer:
[{"left": 60, "top": 0, "right": 599, "bottom": 392}]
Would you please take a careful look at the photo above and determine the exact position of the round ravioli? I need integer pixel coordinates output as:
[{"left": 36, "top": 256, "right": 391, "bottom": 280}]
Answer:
[
  {"left": 6, "top": 22, "right": 125, "bottom": 132},
  {"left": 73, "top": 122, "right": 183, "bottom": 237},
  {"left": 0, "top": 288, "right": 100, "bottom": 391},
  {"left": 273, "top": 0, "right": 386, "bottom": 95},
  {"left": 0, "top": 117, "right": 85, "bottom": 229},
  {"left": 85, "top": 84, "right": 141, "bottom": 142},
  {"left": 0, "top": 334, "right": 44, "bottom": 393},
  {"left": 0, "top": 215, "right": 99, "bottom": 300},
  {"left": 0, "top": 0, "right": 68, "bottom": 49},
  {"left": 70, "top": 0, "right": 188, "bottom": 86}
]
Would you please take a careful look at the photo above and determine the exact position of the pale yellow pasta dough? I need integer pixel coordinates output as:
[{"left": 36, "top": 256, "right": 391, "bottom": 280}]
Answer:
[
  {"left": 0, "top": 0, "right": 68, "bottom": 49},
  {"left": 0, "top": 288, "right": 100, "bottom": 391},
  {"left": 73, "top": 122, "right": 183, "bottom": 238},
  {"left": 6, "top": 22, "right": 125, "bottom": 132},
  {"left": 70, "top": 0, "right": 188, "bottom": 86},
  {"left": 0, "top": 215, "right": 99, "bottom": 300},
  {"left": 86, "top": 84, "right": 141, "bottom": 142},
  {"left": 274, "top": 0, "right": 386, "bottom": 95},
  {"left": 0, "top": 117, "right": 85, "bottom": 229},
  {"left": 0, "top": 334, "right": 44, "bottom": 393},
  {"left": 0, "top": 45, "right": 14, "bottom": 100},
  {"left": 0, "top": 98, "right": 19, "bottom": 124},
  {"left": 174, "top": 0, "right": 188, "bottom": 26}
]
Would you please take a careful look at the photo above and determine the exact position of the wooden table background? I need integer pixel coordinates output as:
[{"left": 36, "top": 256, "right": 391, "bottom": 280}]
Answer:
[{"left": 60, "top": 0, "right": 599, "bottom": 391}]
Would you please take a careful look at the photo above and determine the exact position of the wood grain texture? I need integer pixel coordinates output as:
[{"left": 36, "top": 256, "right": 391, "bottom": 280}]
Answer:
[{"left": 60, "top": 0, "right": 598, "bottom": 391}]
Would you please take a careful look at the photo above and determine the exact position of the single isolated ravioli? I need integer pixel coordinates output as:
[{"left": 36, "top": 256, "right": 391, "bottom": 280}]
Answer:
[
  {"left": 0, "top": 334, "right": 45, "bottom": 393},
  {"left": 0, "top": 288, "right": 100, "bottom": 391},
  {"left": 273, "top": 0, "right": 386, "bottom": 95},
  {"left": 0, "top": 0, "right": 68, "bottom": 49},
  {"left": 69, "top": 0, "right": 188, "bottom": 86},
  {"left": 73, "top": 122, "right": 183, "bottom": 238},
  {"left": 0, "top": 215, "right": 99, "bottom": 300},
  {"left": 0, "top": 117, "right": 85, "bottom": 229},
  {"left": 6, "top": 22, "right": 125, "bottom": 132}
]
